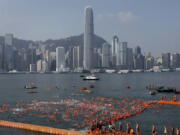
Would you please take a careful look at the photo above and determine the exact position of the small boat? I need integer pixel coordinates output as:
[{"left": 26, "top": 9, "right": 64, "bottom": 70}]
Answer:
[
  {"left": 89, "top": 85, "right": 95, "bottom": 88},
  {"left": 80, "top": 87, "right": 87, "bottom": 90},
  {"left": 125, "top": 85, "right": 131, "bottom": 89},
  {"left": 27, "top": 90, "right": 38, "bottom": 94},
  {"left": 80, "top": 75, "right": 85, "bottom": 77},
  {"left": 82, "top": 89, "right": 92, "bottom": 94},
  {"left": 146, "top": 85, "right": 176, "bottom": 93},
  {"left": 24, "top": 83, "right": 37, "bottom": 89},
  {"left": 83, "top": 74, "right": 99, "bottom": 81},
  {"left": 149, "top": 91, "right": 156, "bottom": 95},
  {"left": 175, "top": 90, "right": 180, "bottom": 94}
]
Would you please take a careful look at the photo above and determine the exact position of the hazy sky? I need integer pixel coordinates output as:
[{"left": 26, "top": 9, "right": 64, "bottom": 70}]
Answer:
[{"left": 0, "top": 0, "right": 180, "bottom": 55}]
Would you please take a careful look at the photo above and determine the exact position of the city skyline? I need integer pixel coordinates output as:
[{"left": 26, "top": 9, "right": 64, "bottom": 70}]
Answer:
[{"left": 0, "top": 0, "right": 180, "bottom": 56}]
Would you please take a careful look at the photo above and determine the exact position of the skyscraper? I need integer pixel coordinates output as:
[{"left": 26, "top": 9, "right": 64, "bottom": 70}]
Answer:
[
  {"left": 83, "top": 6, "right": 94, "bottom": 70},
  {"left": 56, "top": 47, "right": 65, "bottom": 72},
  {"left": 4, "top": 34, "right": 14, "bottom": 71},
  {"left": 102, "top": 43, "right": 111, "bottom": 68},
  {"left": 134, "top": 46, "right": 145, "bottom": 70},
  {"left": 111, "top": 36, "right": 119, "bottom": 67},
  {"left": 172, "top": 53, "right": 180, "bottom": 68},
  {"left": 127, "top": 48, "right": 134, "bottom": 69},
  {"left": 116, "top": 42, "right": 128, "bottom": 69},
  {"left": 73, "top": 46, "right": 82, "bottom": 69},
  {"left": 5, "top": 34, "right": 13, "bottom": 46},
  {"left": 162, "top": 52, "right": 171, "bottom": 69}
]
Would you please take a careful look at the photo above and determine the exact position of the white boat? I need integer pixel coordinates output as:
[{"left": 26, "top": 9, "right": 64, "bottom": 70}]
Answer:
[{"left": 83, "top": 74, "right": 99, "bottom": 80}]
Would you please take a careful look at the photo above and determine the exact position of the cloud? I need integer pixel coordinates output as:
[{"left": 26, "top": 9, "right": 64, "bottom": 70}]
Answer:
[
  {"left": 117, "top": 11, "right": 137, "bottom": 23},
  {"left": 97, "top": 11, "right": 137, "bottom": 24}
]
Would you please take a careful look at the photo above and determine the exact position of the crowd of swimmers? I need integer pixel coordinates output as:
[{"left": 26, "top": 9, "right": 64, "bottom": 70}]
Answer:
[{"left": 89, "top": 120, "right": 180, "bottom": 135}]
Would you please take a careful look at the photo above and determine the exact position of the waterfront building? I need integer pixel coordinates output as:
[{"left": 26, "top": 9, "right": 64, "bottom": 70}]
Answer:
[
  {"left": 84, "top": 6, "right": 94, "bottom": 70},
  {"left": 56, "top": 47, "right": 65, "bottom": 72},
  {"left": 29, "top": 64, "right": 37, "bottom": 72},
  {"left": 42, "top": 60, "right": 48, "bottom": 72},
  {"left": 5, "top": 34, "right": 13, "bottom": 46},
  {"left": 73, "top": 46, "right": 82, "bottom": 69},
  {"left": 49, "top": 52, "right": 56, "bottom": 71},
  {"left": 116, "top": 42, "right": 128, "bottom": 69},
  {"left": 66, "top": 46, "right": 73, "bottom": 69},
  {"left": 134, "top": 46, "right": 141, "bottom": 56},
  {"left": 111, "top": 36, "right": 119, "bottom": 67},
  {"left": 0, "top": 41, "right": 4, "bottom": 71},
  {"left": 134, "top": 46, "right": 145, "bottom": 70},
  {"left": 172, "top": 52, "right": 180, "bottom": 68},
  {"left": 127, "top": 48, "right": 134, "bottom": 69},
  {"left": 4, "top": 34, "right": 14, "bottom": 71},
  {"left": 36, "top": 59, "right": 42, "bottom": 72},
  {"left": 145, "top": 57, "right": 154, "bottom": 70},
  {"left": 162, "top": 52, "right": 171, "bottom": 69},
  {"left": 102, "top": 43, "right": 111, "bottom": 68}
]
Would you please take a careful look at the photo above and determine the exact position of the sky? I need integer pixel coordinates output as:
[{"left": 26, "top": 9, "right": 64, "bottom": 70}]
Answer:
[{"left": 0, "top": 0, "right": 180, "bottom": 56}]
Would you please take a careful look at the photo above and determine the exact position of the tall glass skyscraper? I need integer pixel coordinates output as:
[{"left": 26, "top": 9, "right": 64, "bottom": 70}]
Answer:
[
  {"left": 83, "top": 6, "right": 94, "bottom": 70},
  {"left": 56, "top": 47, "right": 65, "bottom": 72}
]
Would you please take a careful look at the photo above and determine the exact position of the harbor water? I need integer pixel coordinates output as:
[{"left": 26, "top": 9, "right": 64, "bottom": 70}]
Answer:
[{"left": 0, "top": 72, "right": 180, "bottom": 134}]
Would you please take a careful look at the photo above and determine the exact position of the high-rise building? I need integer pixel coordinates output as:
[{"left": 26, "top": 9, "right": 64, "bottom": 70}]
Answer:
[
  {"left": 5, "top": 34, "right": 13, "bottom": 46},
  {"left": 172, "top": 52, "right": 180, "bottom": 68},
  {"left": 145, "top": 57, "right": 154, "bottom": 70},
  {"left": 93, "top": 48, "right": 102, "bottom": 68},
  {"left": 162, "top": 52, "right": 171, "bottom": 69},
  {"left": 134, "top": 46, "right": 141, "bottom": 56},
  {"left": 4, "top": 34, "right": 14, "bottom": 71},
  {"left": 127, "top": 48, "right": 133, "bottom": 69},
  {"left": 56, "top": 47, "right": 65, "bottom": 72},
  {"left": 49, "top": 52, "right": 56, "bottom": 71},
  {"left": 36, "top": 60, "right": 42, "bottom": 72},
  {"left": 134, "top": 46, "right": 145, "bottom": 70},
  {"left": 73, "top": 46, "right": 82, "bottom": 69},
  {"left": 111, "top": 36, "right": 119, "bottom": 66},
  {"left": 0, "top": 40, "right": 5, "bottom": 71},
  {"left": 29, "top": 64, "right": 37, "bottom": 72},
  {"left": 102, "top": 43, "right": 110, "bottom": 68},
  {"left": 83, "top": 6, "right": 94, "bottom": 70},
  {"left": 116, "top": 42, "right": 128, "bottom": 69}
]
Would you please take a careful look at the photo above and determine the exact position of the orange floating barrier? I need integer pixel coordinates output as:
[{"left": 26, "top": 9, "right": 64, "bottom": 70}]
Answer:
[
  {"left": 0, "top": 120, "right": 85, "bottom": 135},
  {"left": 158, "top": 100, "right": 180, "bottom": 105}
]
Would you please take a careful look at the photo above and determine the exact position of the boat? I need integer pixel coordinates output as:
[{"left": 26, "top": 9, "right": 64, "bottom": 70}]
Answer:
[
  {"left": 83, "top": 89, "right": 92, "bottom": 94},
  {"left": 24, "top": 83, "right": 37, "bottom": 89},
  {"left": 175, "top": 90, "right": 180, "bottom": 94},
  {"left": 156, "top": 86, "right": 175, "bottom": 93},
  {"left": 83, "top": 74, "right": 99, "bottom": 80},
  {"left": 146, "top": 85, "right": 176, "bottom": 93},
  {"left": 80, "top": 87, "right": 87, "bottom": 90},
  {"left": 80, "top": 75, "right": 85, "bottom": 77},
  {"left": 149, "top": 91, "right": 156, "bottom": 95},
  {"left": 124, "top": 85, "right": 131, "bottom": 89},
  {"left": 27, "top": 90, "right": 38, "bottom": 94},
  {"left": 89, "top": 85, "right": 95, "bottom": 88}
]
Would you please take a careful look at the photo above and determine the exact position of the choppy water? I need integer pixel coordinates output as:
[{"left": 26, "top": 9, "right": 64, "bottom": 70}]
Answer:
[{"left": 0, "top": 72, "right": 179, "bottom": 134}]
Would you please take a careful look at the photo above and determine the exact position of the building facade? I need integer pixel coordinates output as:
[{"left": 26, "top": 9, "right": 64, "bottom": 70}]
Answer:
[{"left": 83, "top": 6, "right": 94, "bottom": 70}]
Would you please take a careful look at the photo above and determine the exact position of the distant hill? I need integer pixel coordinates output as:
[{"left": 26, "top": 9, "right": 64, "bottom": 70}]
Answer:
[
  {"left": 0, "top": 36, "right": 34, "bottom": 50},
  {"left": 0, "top": 34, "right": 107, "bottom": 51},
  {"left": 44, "top": 34, "right": 107, "bottom": 51}
]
